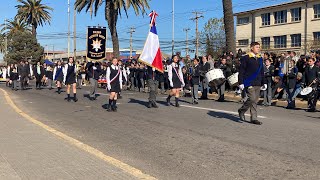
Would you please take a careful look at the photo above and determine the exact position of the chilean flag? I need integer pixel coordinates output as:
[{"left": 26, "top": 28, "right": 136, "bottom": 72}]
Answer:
[{"left": 139, "top": 11, "right": 164, "bottom": 72}]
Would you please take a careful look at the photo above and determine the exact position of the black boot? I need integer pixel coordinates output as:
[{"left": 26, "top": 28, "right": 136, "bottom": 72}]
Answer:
[
  {"left": 67, "top": 94, "right": 71, "bottom": 102},
  {"left": 166, "top": 95, "right": 171, "bottom": 106},
  {"left": 107, "top": 99, "right": 112, "bottom": 112},
  {"left": 58, "top": 87, "right": 61, "bottom": 94},
  {"left": 112, "top": 100, "right": 117, "bottom": 112},
  {"left": 73, "top": 93, "right": 78, "bottom": 102},
  {"left": 175, "top": 97, "right": 180, "bottom": 107}
]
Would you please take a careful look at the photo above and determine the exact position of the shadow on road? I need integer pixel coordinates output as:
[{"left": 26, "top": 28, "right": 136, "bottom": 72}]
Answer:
[
  {"left": 128, "top": 98, "right": 149, "bottom": 107},
  {"left": 207, "top": 111, "right": 243, "bottom": 123}
]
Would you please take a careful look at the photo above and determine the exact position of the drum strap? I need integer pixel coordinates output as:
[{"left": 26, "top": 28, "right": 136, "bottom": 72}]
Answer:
[
  {"left": 172, "top": 65, "right": 183, "bottom": 83},
  {"left": 244, "top": 57, "right": 263, "bottom": 87}
]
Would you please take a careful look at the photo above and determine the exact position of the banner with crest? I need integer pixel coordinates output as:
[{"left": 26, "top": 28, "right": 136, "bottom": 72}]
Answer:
[{"left": 86, "top": 27, "right": 106, "bottom": 60}]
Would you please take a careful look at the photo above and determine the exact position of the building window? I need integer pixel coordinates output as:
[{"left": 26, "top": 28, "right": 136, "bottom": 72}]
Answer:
[
  {"left": 237, "top": 17, "right": 249, "bottom": 25},
  {"left": 274, "top": 10, "right": 287, "bottom": 24},
  {"left": 238, "top": 39, "right": 249, "bottom": 46},
  {"left": 274, "top": 35, "right": 287, "bottom": 48},
  {"left": 314, "top": 32, "right": 320, "bottom": 41},
  {"left": 291, "top": 7, "right": 301, "bottom": 22},
  {"left": 314, "top": 4, "right": 320, "bottom": 19},
  {"left": 291, "top": 34, "right": 301, "bottom": 47},
  {"left": 261, "top": 13, "right": 271, "bottom": 26},
  {"left": 261, "top": 37, "right": 270, "bottom": 49}
]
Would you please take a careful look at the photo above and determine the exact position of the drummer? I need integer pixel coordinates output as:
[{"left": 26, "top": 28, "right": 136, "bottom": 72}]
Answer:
[
  {"left": 200, "top": 56, "right": 211, "bottom": 99},
  {"left": 191, "top": 58, "right": 201, "bottom": 104},
  {"left": 302, "top": 57, "right": 320, "bottom": 112},
  {"left": 217, "top": 57, "right": 232, "bottom": 102}
]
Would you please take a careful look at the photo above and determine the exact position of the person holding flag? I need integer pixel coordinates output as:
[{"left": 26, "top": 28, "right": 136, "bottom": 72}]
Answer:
[{"left": 138, "top": 10, "right": 164, "bottom": 108}]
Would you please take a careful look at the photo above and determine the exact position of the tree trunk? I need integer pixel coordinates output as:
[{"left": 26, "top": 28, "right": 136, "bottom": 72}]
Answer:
[
  {"left": 222, "top": 0, "right": 236, "bottom": 55},
  {"left": 32, "top": 24, "right": 37, "bottom": 37},
  {"left": 105, "top": 1, "right": 120, "bottom": 58}
]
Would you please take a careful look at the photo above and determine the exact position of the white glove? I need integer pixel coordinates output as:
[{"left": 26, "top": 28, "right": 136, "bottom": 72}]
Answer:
[
  {"left": 239, "top": 84, "right": 244, "bottom": 90},
  {"left": 260, "top": 84, "right": 267, "bottom": 91},
  {"left": 93, "top": 66, "right": 97, "bottom": 70},
  {"left": 107, "top": 84, "right": 111, "bottom": 91},
  {"left": 120, "top": 83, "right": 123, "bottom": 90},
  {"left": 181, "top": 83, "right": 185, "bottom": 88},
  {"left": 170, "top": 81, "right": 173, "bottom": 88}
]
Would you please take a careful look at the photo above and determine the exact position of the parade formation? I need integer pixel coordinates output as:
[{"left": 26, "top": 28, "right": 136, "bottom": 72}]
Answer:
[{"left": 1, "top": 0, "right": 320, "bottom": 179}]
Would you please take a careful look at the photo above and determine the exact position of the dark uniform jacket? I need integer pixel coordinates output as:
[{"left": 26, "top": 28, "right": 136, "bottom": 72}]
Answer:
[
  {"left": 264, "top": 65, "right": 275, "bottom": 84},
  {"left": 238, "top": 53, "right": 266, "bottom": 87},
  {"left": 287, "top": 66, "right": 298, "bottom": 89},
  {"left": 18, "top": 64, "right": 30, "bottom": 76},
  {"left": 191, "top": 64, "right": 200, "bottom": 85},
  {"left": 303, "top": 65, "right": 320, "bottom": 88},
  {"left": 33, "top": 66, "right": 45, "bottom": 79},
  {"left": 86, "top": 62, "right": 101, "bottom": 80},
  {"left": 146, "top": 66, "right": 161, "bottom": 81}
]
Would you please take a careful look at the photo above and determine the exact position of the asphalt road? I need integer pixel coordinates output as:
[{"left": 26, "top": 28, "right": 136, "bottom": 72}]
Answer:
[{"left": 1, "top": 83, "right": 320, "bottom": 180}]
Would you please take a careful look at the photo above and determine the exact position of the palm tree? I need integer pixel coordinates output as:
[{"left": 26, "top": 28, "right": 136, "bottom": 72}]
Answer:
[
  {"left": 16, "top": 0, "right": 53, "bottom": 36},
  {"left": 0, "top": 34, "right": 5, "bottom": 54},
  {"left": 222, "top": 0, "right": 236, "bottom": 54},
  {"left": 0, "top": 18, "right": 31, "bottom": 36},
  {"left": 75, "top": 0, "right": 149, "bottom": 58}
]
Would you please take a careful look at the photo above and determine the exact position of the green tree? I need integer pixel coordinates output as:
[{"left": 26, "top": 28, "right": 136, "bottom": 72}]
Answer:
[
  {"left": 200, "top": 18, "right": 225, "bottom": 58},
  {"left": 0, "top": 34, "right": 6, "bottom": 54},
  {"left": 222, "top": 0, "right": 235, "bottom": 54},
  {"left": 75, "top": 0, "right": 150, "bottom": 58},
  {"left": 16, "top": 0, "right": 53, "bottom": 36},
  {"left": 0, "top": 18, "right": 31, "bottom": 36},
  {"left": 4, "top": 31, "right": 43, "bottom": 64}
]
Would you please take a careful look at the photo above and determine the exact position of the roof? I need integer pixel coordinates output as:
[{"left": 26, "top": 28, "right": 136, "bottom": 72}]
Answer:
[{"left": 234, "top": 0, "right": 305, "bottom": 16}]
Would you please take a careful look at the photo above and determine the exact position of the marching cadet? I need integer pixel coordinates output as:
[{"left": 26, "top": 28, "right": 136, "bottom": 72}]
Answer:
[
  {"left": 129, "top": 63, "right": 136, "bottom": 91},
  {"left": 200, "top": 56, "right": 211, "bottom": 99},
  {"left": 263, "top": 59, "right": 275, "bottom": 106},
  {"left": 302, "top": 57, "right": 320, "bottom": 112},
  {"left": 53, "top": 60, "right": 64, "bottom": 94},
  {"left": 217, "top": 57, "right": 232, "bottom": 102},
  {"left": 166, "top": 55, "right": 185, "bottom": 107},
  {"left": 106, "top": 58, "right": 123, "bottom": 112},
  {"left": 138, "top": 63, "right": 146, "bottom": 92},
  {"left": 286, "top": 59, "right": 298, "bottom": 109},
  {"left": 238, "top": 42, "right": 266, "bottom": 125},
  {"left": 86, "top": 61, "right": 101, "bottom": 101},
  {"left": 191, "top": 58, "right": 201, "bottom": 104},
  {"left": 63, "top": 57, "right": 78, "bottom": 102},
  {"left": 33, "top": 62, "right": 45, "bottom": 90},
  {"left": 10, "top": 64, "right": 19, "bottom": 91},
  {"left": 146, "top": 66, "right": 161, "bottom": 108},
  {"left": 118, "top": 60, "right": 127, "bottom": 99},
  {"left": 46, "top": 65, "right": 54, "bottom": 90}
]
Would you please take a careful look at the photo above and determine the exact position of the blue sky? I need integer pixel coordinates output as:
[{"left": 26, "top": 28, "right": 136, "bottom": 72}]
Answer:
[{"left": 0, "top": 0, "right": 290, "bottom": 58}]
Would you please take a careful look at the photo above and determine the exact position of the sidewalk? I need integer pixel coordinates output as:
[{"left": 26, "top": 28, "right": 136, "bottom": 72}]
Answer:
[{"left": 0, "top": 93, "right": 139, "bottom": 179}]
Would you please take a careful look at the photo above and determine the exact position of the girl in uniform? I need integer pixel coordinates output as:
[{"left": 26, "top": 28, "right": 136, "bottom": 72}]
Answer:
[
  {"left": 106, "top": 58, "right": 123, "bottom": 112},
  {"left": 166, "top": 55, "right": 185, "bottom": 107},
  {"left": 53, "top": 60, "right": 64, "bottom": 94},
  {"left": 63, "top": 57, "right": 78, "bottom": 102}
]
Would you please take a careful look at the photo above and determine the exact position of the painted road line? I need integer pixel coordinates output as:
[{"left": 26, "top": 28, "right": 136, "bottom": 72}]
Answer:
[
  {"left": 0, "top": 88, "right": 157, "bottom": 180},
  {"left": 180, "top": 104, "right": 267, "bottom": 119}
]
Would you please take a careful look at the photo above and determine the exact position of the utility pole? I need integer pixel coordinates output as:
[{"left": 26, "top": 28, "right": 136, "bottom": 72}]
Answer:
[
  {"left": 183, "top": 28, "right": 190, "bottom": 56},
  {"left": 73, "top": 7, "right": 77, "bottom": 61},
  {"left": 128, "top": 27, "right": 135, "bottom": 59},
  {"left": 67, "top": 0, "right": 70, "bottom": 58},
  {"left": 4, "top": 18, "right": 7, "bottom": 57},
  {"left": 191, "top": 12, "right": 203, "bottom": 58},
  {"left": 172, "top": 0, "right": 174, "bottom": 56}
]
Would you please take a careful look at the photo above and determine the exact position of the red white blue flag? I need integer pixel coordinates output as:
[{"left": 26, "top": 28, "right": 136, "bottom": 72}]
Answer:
[{"left": 139, "top": 11, "right": 163, "bottom": 72}]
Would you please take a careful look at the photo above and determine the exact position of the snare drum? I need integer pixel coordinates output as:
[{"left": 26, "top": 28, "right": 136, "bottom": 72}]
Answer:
[
  {"left": 205, "top": 69, "right": 225, "bottom": 87},
  {"left": 227, "top": 72, "right": 239, "bottom": 87}
]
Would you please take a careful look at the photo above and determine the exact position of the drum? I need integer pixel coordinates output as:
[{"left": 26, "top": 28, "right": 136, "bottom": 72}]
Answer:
[
  {"left": 205, "top": 69, "right": 225, "bottom": 87},
  {"left": 300, "top": 87, "right": 313, "bottom": 96},
  {"left": 227, "top": 72, "right": 239, "bottom": 87}
]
